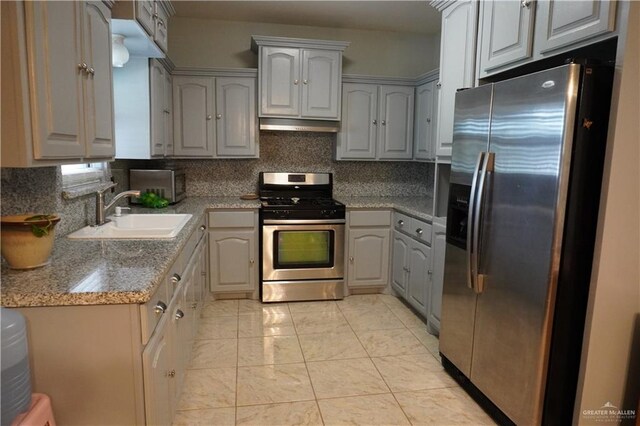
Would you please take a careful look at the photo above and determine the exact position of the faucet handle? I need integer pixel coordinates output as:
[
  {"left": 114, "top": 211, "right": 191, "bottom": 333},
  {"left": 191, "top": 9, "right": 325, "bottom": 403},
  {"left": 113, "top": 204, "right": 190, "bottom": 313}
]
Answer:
[{"left": 96, "top": 182, "right": 117, "bottom": 195}]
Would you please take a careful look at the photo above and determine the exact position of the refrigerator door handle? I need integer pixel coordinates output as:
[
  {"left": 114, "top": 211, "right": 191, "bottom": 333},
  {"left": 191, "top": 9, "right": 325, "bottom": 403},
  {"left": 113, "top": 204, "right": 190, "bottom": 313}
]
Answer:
[
  {"left": 467, "top": 152, "right": 485, "bottom": 291},
  {"left": 473, "top": 151, "right": 494, "bottom": 293}
]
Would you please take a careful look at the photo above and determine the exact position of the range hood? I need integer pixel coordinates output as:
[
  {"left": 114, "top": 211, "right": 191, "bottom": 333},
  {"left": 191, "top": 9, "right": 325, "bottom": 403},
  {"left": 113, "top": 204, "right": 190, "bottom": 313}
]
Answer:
[{"left": 259, "top": 118, "right": 340, "bottom": 133}]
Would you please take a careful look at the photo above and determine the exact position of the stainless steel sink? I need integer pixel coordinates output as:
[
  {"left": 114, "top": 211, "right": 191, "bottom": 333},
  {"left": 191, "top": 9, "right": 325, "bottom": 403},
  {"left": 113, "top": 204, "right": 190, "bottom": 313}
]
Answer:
[{"left": 67, "top": 214, "right": 192, "bottom": 240}]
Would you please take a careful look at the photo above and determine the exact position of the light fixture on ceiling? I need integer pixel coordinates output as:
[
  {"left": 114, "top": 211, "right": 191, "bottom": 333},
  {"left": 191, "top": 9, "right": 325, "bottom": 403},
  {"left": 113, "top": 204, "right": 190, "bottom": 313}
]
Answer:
[{"left": 111, "top": 34, "right": 130, "bottom": 68}]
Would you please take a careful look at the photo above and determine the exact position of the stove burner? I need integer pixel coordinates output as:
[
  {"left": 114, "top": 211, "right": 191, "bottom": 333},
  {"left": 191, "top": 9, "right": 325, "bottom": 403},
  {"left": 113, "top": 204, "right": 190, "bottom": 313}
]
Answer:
[{"left": 262, "top": 197, "right": 341, "bottom": 207}]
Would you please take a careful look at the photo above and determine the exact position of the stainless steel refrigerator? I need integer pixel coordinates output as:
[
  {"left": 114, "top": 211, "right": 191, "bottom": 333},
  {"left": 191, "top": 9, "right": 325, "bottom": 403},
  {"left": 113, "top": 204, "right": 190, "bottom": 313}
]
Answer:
[{"left": 439, "top": 63, "right": 613, "bottom": 425}]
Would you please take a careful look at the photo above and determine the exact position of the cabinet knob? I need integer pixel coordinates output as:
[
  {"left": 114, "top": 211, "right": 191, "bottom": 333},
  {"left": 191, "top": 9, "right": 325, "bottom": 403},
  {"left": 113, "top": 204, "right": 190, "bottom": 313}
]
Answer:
[
  {"left": 398, "top": 220, "right": 404, "bottom": 227},
  {"left": 403, "top": 266, "right": 410, "bottom": 273},
  {"left": 349, "top": 256, "right": 354, "bottom": 263},
  {"left": 216, "top": 113, "right": 222, "bottom": 119},
  {"left": 426, "top": 118, "right": 431, "bottom": 123},
  {"left": 158, "top": 18, "right": 165, "bottom": 27},
  {"left": 88, "top": 67, "right": 95, "bottom": 76},
  {"left": 171, "top": 273, "right": 181, "bottom": 285},
  {"left": 191, "top": 302, "right": 198, "bottom": 309},
  {"left": 175, "top": 309, "right": 185, "bottom": 320},
  {"left": 303, "top": 79, "right": 308, "bottom": 85},
  {"left": 206, "top": 115, "right": 212, "bottom": 120},
  {"left": 153, "top": 12, "right": 159, "bottom": 19},
  {"left": 416, "top": 228, "right": 423, "bottom": 235},
  {"left": 154, "top": 301, "right": 167, "bottom": 315},
  {"left": 293, "top": 79, "right": 299, "bottom": 85},
  {"left": 163, "top": 109, "right": 170, "bottom": 114},
  {"left": 77, "top": 63, "right": 88, "bottom": 73},
  {"left": 428, "top": 270, "right": 433, "bottom": 275},
  {"left": 250, "top": 259, "right": 255, "bottom": 264},
  {"left": 381, "top": 120, "right": 386, "bottom": 126},
  {"left": 167, "top": 369, "right": 175, "bottom": 377},
  {"left": 373, "top": 119, "right": 378, "bottom": 125},
  {"left": 436, "top": 81, "right": 442, "bottom": 88},
  {"left": 521, "top": 0, "right": 531, "bottom": 8},
  {"left": 199, "top": 225, "right": 206, "bottom": 231}
]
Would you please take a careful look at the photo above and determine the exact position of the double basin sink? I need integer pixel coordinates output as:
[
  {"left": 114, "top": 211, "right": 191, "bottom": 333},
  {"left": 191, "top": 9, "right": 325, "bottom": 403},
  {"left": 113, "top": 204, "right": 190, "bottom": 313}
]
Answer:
[{"left": 67, "top": 214, "right": 192, "bottom": 240}]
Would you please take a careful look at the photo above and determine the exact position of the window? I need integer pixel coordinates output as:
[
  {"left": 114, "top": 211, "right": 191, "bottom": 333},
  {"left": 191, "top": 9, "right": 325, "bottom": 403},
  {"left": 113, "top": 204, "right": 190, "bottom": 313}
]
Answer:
[{"left": 61, "top": 162, "right": 110, "bottom": 190}]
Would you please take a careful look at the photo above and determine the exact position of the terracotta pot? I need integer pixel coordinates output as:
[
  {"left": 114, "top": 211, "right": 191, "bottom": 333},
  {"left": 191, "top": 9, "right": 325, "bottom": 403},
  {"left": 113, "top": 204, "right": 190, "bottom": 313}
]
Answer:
[{"left": 1, "top": 214, "right": 61, "bottom": 269}]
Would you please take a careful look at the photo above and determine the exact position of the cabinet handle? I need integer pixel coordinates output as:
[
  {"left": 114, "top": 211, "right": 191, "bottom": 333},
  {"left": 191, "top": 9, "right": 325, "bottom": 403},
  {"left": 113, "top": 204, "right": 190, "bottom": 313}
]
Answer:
[
  {"left": 77, "top": 63, "right": 88, "bottom": 73},
  {"left": 398, "top": 220, "right": 404, "bottom": 227},
  {"left": 216, "top": 113, "right": 222, "bottom": 119},
  {"left": 349, "top": 256, "right": 354, "bottom": 263},
  {"left": 250, "top": 259, "right": 255, "bottom": 264},
  {"left": 521, "top": 0, "right": 531, "bottom": 8},
  {"left": 403, "top": 266, "right": 410, "bottom": 273},
  {"left": 303, "top": 79, "right": 308, "bottom": 85},
  {"left": 158, "top": 19, "right": 165, "bottom": 27},
  {"left": 171, "top": 273, "right": 181, "bottom": 285},
  {"left": 88, "top": 67, "right": 95, "bottom": 76},
  {"left": 154, "top": 301, "right": 167, "bottom": 314},
  {"left": 175, "top": 309, "right": 184, "bottom": 320},
  {"left": 426, "top": 118, "right": 431, "bottom": 123},
  {"left": 293, "top": 79, "right": 299, "bottom": 85},
  {"left": 373, "top": 119, "right": 377, "bottom": 125},
  {"left": 163, "top": 109, "right": 170, "bottom": 114},
  {"left": 199, "top": 225, "right": 206, "bottom": 231},
  {"left": 382, "top": 120, "right": 386, "bottom": 126},
  {"left": 428, "top": 270, "right": 433, "bottom": 275},
  {"left": 167, "top": 369, "right": 175, "bottom": 377},
  {"left": 436, "top": 81, "right": 442, "bottom": 88},
  {"left": 416, "top": 228, "right": 423, "bottom": 235},
  {"left": 153, "top": 12, "right": 159, "bottom": 19},
  {"left": 206, "top": 115, "right": 212, "bottom": 120}
]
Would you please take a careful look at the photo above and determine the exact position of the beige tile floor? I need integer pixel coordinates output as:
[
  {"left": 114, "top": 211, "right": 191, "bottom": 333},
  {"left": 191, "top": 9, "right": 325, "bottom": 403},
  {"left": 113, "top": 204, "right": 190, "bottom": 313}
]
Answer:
[{"left": 174, "top": 294, "right": 496, "bottom": 426}]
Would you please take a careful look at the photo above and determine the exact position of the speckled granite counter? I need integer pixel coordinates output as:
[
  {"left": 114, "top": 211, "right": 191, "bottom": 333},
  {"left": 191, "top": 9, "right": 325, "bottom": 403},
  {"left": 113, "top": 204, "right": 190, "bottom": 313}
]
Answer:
[
  {"left": 336, "top": 196, "right": 434, "bottom": 222},
  {"left": 0, "top": 197, "right": 261, "bottom": 308}
]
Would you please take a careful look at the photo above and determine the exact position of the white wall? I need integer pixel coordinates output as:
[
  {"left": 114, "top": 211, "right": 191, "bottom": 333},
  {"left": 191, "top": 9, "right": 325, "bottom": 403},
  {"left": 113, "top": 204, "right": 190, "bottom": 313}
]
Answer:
[
  {"left": 575, "top": 1, "right": 640, "bottom": 423},
  {"left": 168, "top": 17, "right": 440, "bottom": 77}
]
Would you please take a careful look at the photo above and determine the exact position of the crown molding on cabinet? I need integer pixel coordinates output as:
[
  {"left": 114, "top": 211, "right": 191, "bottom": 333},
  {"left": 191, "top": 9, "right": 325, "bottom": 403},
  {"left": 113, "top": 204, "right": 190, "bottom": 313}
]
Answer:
[
  {"left": 414, "top": 69, "right": 440, "bottom": 85},
  {"left": 342, "top": 69, "right": 439, "bottom": 86},
  {"left": 158, "top": 56, "right": 175, "bottom": 72},
  {"left": 250, "top": 35, "right": 350, "bottom": 53},
  {"left": 102, "top": 0, "right": 115, "bottom": 9},
  {"left": 429, "top": 0, "right": 458, "bottom": 12},
  {"left": 171, "top": 67, "right": 258, "bottom": 78}
]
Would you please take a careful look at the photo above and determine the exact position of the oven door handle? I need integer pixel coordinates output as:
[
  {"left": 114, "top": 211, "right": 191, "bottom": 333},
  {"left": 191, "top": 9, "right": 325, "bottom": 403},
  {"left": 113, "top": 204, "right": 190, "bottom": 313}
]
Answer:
[{"left": 262, "top": 219, "right": 346, "bottom": 225}]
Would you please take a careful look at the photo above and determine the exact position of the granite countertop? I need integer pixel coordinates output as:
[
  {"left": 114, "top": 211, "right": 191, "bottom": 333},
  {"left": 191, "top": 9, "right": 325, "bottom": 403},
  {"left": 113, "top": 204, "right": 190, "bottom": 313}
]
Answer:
[
  {"left": 337, "top": 196, "right": 434, "bottom": 222},
  {"left": 0, "top": 197, "right": 261, "bottom": 308},
  {"left": 1, "top": 195, "right": 433, "bottom": 308}
]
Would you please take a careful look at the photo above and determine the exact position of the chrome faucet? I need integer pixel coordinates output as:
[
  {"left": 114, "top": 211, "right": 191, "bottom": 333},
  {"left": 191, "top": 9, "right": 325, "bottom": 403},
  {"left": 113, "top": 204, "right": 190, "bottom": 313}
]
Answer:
[{"left": 94, "top": 183, "right": 141, "bottom": 226}]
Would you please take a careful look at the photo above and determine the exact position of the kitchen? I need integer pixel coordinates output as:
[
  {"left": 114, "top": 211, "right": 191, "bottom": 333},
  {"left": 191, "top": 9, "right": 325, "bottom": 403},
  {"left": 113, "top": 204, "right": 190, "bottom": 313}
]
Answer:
[{"left": 0, "top": 1, "right": 638, "bottom": 425}]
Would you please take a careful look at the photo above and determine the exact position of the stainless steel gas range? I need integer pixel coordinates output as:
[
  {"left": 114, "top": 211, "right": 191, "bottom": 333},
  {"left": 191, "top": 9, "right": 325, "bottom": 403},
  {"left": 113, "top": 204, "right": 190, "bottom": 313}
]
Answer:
[{"left": 259, "top": 172, "right": 345, "bottom": 302}]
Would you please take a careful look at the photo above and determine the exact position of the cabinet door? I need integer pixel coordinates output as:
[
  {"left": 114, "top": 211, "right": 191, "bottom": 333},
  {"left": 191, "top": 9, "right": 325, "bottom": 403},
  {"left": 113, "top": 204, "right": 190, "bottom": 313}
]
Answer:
[
  {"left": 154, "top": 3, "right": 169, "bottom": 53},
  {"left": 136, "top": 0, "right": 155, "bottom": 36},
  {"left": 164, "top": 72, "right": 174, "bottom": 155},
  {"left": 436, "top": 0, "right": 478, "bottom": 157},
  {"left": 478, "top": 0, "right": 535, "bottom": 76},
  {"left": 407, "top": 240, "right": 431, "bottom": 316},
  {"left": 391, "top": 231, "right": 411, "bottom": 296},
  {"left": 209, "top": 230, "right": 256, "bottom": 292},
  {"left": 535, "top": 0, "right": 616, "bottom": 54},
  {"left": 215, "top": 77, "right": 258, "bottom": 158},
  {"left": 378, "top": 85, "right": 414, "bottom": 160},
  {"left": 142, "top": 316, "right": 172, "bottom": 426},
  {"left": 337, "top": 84, "right": 378, "bottom": 160},
  {"left": 24, "top": 1, "right": 84, "bottom": 159},
  {"left": 82, "top": 1, "right": 115, "bottom": 159},
  {"left": 260, "top": 47, "right": 300, "bottom": 117},
  {"left": 150, "top": 60, "right": 165, "bottom": 157},
  {"left": 348, "top": 228, "right": 390, "bottom": 287},
  {"left": 301, "top": 49, "right": 340, "bottom": 119},
  {"left": 173, "top": 76, "right": 215, "bottom": 157},
  {"left": 414, "top": 81, "right": 436, "bottom": 160},
  {"left": 429, "top": 221, "right": 446, "bottom": 333}
]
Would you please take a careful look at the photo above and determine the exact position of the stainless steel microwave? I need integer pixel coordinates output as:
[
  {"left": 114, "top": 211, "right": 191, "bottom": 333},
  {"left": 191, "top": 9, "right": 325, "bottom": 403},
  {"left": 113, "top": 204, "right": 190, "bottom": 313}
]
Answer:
[{"left": 129, "top": 169, "right": 186, "bottom": 204}]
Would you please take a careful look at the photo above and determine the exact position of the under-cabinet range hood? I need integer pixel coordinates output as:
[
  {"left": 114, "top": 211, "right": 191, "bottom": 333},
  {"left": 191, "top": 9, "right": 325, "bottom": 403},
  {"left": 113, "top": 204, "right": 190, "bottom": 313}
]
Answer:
[{"left": 259, "top": 118, "right": 340, "bottom": 133}]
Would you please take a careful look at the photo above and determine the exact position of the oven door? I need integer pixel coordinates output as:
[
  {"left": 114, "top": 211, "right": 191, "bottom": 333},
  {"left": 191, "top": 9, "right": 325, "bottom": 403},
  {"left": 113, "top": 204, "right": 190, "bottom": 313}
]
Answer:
[{"left": 262, "top": 220, "right": 345, "bottom": 282}]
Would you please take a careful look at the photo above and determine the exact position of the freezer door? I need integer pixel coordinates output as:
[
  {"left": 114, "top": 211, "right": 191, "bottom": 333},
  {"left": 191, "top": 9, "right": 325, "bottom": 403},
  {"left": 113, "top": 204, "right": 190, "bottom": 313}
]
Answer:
[
  {"left": 450, "top": 85, "right": 493, "bottom": 186},
  {"left": 470, "top": 64, "right": 580, "bottom": 425}
]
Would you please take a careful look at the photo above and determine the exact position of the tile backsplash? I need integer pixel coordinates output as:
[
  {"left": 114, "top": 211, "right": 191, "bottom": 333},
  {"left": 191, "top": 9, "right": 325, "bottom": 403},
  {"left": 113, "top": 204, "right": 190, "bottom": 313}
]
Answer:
[{"left": 1, "top": 132, "right": 434, "bottom": 238}]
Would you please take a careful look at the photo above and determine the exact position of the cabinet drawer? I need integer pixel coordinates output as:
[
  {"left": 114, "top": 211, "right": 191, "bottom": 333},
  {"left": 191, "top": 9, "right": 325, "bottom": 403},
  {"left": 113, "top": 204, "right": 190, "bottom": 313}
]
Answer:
[
  {"left": 140, "top": 278, "right": 170, "bottom": 345},
  {"left": 393, "top": 211, "right": 412, "bottom": 231},
  {"left": 409, "top": 218, "right": 432, "bottom": 245},
  {"left": 349, "top": 210, "right": 391, "bottom": 227},
  {"left": 208, "top": 210, "right": 255, "bottom": 228}
]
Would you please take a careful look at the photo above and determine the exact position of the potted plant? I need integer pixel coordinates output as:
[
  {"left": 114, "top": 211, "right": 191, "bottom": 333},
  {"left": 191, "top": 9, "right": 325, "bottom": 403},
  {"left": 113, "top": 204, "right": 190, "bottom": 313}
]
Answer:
[{"left": 1, "top": 214, "right": 61, "bottom": 269}]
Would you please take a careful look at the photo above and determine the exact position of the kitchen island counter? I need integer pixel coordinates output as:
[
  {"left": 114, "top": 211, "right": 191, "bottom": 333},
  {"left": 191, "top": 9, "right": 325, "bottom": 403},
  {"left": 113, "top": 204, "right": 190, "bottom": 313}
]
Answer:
[{"left": 0, "top": 197, "right": 260, "bottom": 308}]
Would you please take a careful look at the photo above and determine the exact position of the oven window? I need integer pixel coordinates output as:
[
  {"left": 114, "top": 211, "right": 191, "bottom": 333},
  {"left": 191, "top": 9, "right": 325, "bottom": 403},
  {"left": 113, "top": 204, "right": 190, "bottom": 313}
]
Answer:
[{"left": 275, "top": 230, "right": 333, "bottom": 268}]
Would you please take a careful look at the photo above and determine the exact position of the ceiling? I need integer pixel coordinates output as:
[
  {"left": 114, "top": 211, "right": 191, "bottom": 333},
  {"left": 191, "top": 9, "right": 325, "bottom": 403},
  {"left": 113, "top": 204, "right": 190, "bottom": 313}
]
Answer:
[{"left": 172, "top": 1, "right": 441, "bottom": 35}]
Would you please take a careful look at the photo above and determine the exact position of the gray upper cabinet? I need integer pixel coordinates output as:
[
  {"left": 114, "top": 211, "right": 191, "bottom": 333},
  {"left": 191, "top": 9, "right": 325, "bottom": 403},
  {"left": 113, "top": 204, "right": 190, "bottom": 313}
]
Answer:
[
  {"left": 337, "top": 83, "right": 378, "bottom": 160},
  {"left": 478, "top": 0, "right": 535, "bottom": 77},
  {"left": 434, "top": 0, "right": 479, "bottom": 158},
  {"left": 378, "top": 85, "right": 414, "bottom": 160},
  {"left": 476, "top": 0, "right": 618, "bottom": 78},
  {"left": 173, "top": 76, "right": 215, "bottom": 157},
  {"left": 252, "top": 36, "right": 349, "bottom": 121},
  {"left": 150, "top": 60, "right": 166, "bottom": 157},
  {"left": 135, "top": 0, "right": 155, "bottom": 35},
  {"left": 260, "top": 47, "right": 300, "bottom": 117},
  {"left": 337, "top": 82, "right": 414, "bottom": 161},
  {"left": 413, "top": 78, "right": 438, "bottom": 161},
  {"left": 535, "top": 0, "right": 617, "bottom": 55},
  {"left": 164, "top": 71, "right": 173, "bottom": 155},
  {"left": 215, "top": 77, "right": 258, "bottom": 158}
]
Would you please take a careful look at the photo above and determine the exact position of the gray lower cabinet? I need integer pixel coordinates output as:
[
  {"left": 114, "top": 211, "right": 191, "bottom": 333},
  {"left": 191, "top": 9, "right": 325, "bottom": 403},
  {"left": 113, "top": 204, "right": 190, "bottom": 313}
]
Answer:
[
  {"left": 208, "top": 209, "right": 259, "bottom": 295},
  {"left": 347, "top": 210, "right": 392, "bottom": 288},
  {"left": 391, "top": 211, "right": 433, "bottom": 318},
  {"left": 428, "top": 221, "right": 446, "bottom": 334}
]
